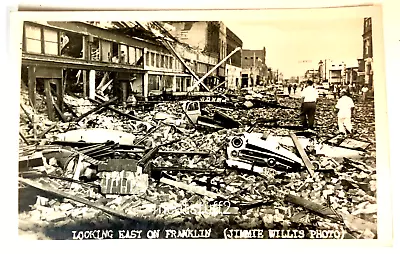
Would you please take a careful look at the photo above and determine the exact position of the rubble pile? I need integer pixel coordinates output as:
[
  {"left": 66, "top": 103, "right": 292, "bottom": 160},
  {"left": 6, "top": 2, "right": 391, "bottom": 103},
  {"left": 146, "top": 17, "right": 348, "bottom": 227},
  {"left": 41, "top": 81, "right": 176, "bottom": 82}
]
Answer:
[{"left": 18, "top": 87, "right": 378, "bottom": 239}]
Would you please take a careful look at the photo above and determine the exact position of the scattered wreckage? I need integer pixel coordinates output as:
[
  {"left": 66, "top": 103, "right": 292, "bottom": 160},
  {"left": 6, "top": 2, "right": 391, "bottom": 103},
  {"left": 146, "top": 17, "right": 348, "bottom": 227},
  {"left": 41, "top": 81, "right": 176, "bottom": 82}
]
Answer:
[{"left": 18, "top": 86, "right": 377, "bottom": 239}]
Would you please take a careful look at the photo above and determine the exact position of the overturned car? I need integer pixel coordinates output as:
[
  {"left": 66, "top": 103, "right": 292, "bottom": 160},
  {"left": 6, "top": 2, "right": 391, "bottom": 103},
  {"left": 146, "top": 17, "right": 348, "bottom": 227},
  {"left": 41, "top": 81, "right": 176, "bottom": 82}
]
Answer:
[{"left": 226, "top": 132, "right": 314, "bottom": 173}]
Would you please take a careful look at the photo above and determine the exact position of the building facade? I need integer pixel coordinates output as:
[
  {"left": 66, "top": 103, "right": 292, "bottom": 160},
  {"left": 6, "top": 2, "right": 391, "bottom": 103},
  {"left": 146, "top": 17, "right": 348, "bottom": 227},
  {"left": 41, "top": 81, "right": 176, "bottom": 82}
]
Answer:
[
  {"left": 21, "top": 21, "right": 225, "bottom": 116},
  {"left": 327, "top": 62, "right": 346, "bottom": 85},
  {"left": 304, "top": 69, "right": 320, "bottom": 83},
  {"left": 165, "top": 21, "right": 240, "bottom": 90},
  {"left": 241, "top": 47, "right": 268, "bottom": 87},
  {"left": 362, "top": 17, "right": 373, "bottom": 88}
]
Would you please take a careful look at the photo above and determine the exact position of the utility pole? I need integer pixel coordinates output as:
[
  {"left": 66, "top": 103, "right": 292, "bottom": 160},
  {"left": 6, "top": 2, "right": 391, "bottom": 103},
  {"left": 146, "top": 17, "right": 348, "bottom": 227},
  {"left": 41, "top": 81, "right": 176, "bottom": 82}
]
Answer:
[
  {"left": 324, "top": 59, "right": 327, "bottom": 81},
  {"left": 276, "top": 69, "right": 279, "bottom": 83}
]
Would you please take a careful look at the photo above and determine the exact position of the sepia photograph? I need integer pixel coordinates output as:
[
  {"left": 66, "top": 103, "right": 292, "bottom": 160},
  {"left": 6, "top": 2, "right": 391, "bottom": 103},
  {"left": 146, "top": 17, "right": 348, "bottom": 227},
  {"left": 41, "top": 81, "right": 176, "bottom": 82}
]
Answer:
[{"left": 10, "top": 2, "right": 393, "bottom": 245}]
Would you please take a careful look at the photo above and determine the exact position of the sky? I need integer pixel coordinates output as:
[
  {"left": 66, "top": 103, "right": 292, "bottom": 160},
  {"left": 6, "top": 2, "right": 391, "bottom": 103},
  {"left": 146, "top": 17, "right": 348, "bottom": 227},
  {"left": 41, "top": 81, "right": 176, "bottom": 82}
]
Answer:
[{"left": 224, "top": 14, "right": 365, "bottom": 78}]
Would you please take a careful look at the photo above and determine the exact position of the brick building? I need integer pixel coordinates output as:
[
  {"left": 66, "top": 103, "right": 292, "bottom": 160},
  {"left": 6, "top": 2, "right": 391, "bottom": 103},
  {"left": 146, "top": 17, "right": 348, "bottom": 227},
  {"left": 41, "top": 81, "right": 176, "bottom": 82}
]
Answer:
[
  {"left": 361, "top": 17, "right": 373, "bottom": 89},
  {"left": 165, "top": 21, "right": 242, "bottom": 90},
  {"left": 241, "top": 47, "right": 269, "bottom": 87}
]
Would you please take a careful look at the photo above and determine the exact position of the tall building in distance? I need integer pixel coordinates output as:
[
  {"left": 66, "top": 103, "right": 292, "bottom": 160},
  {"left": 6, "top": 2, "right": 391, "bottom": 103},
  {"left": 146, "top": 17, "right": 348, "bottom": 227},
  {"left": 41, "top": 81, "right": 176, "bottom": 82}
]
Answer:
[
  {"left": 359, "top": 17, "right": 373, "bottom": 88},
  {"left": 164, "top": 21, "right": 243, "bottom": 90},
  {"left": 241, "top": 47, "right": 269, "bottom": 87},
  {"left": 225, "top": 27, "right": 243, "bottom": 90}
]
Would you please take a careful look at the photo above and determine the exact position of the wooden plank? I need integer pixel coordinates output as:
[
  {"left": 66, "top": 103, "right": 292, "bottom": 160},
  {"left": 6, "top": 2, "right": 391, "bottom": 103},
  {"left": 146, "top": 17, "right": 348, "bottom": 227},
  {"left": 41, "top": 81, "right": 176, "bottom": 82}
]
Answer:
[
  {"left": 57, "top": 74, "right": 65, "bottom": 111},
  {"left": 70, "top": 155, "right": 84, "bottom": 190},
  {"left": 53, "top": 101, "right": 68, "bottom": 122},
  {"left": 75, "top": 97, "right": 118, "bottom": 122},
  {"left": 96, "top": 72, "right": 109, "bottom": 91},
  {"left": 89, "top": 97, "right": 143, "bottom": 121},
  {"left": 27, "top": 66, "right": 36, "bottom": 109},
  {"left": 161, "top": 40, "right": 210, "bottom": 92},
  {"left": 19, "top": 132, "right": 30, "bottom": 145},
  {"left": 339, "top": 138, "right": 370, "bottom": 150},
  {"left": 20, "top": 104, "right": 33, "bottom": 123},
  {"left": 89, "top": 69, "right": 96, "bottom": 99},
  {"left": 82, "top": 70, "right": 88, "bottom": 98},
  {"left": 18, "top": 177, "right": 147, "bottom": 222},
  {"left": 290, "top": 133, "right": 315, "bottom": 177},
  {"left": 38, "top": 123, "right": 57, "bottom": 138},
  {"left": 19, "top": 152, "right": 44, "bottom": 171},
  {"left": 160, "top": 177, "right": 224, "bottom": 199},
  {"left": 44, "top": 79, "right": 55, "bottom": 121},
  {"left": 285, "top": 194, "right": 377, "bottom": 234},
  {"left": 35, "top": 67, "right": 62, "bottom": 79},
  {"left": 97, "top": 79, "right": 113, "bottom": 94},
  {"left": 121, "top": 81, "right": 128, "bottom": 107}
]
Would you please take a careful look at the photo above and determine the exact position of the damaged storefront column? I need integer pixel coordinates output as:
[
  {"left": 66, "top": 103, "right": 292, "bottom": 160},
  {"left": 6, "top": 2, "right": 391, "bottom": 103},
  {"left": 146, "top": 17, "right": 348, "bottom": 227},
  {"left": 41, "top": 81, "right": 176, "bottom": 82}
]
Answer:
[
  {"left": 121, "top": 81, "right": 128, "bottom": 107},
  {"left": 59, "top": 71, "right": 66, "bottom": 111},
  {"left": 143, "top": 73, "right": 149, "bottom": 101},
  {"left": 89, "top": 70, "right": 96, "bottom": 100},
  {"left": 82, "top": 70, "right": 88, "bottom": 98},
  {"left": 27, "top": 65, "right": 36, "bottom": 108},
  {"left": 35, "top": 67, "right": 63, "bottom": 121},
  {"left": 44, "top": 79, "right": 55, "bottom": 121},
  {"left": 117, "top": 72, "right": 130, "bottom": 108},
  {"left": 44, "top": 80, "right": 55, "bottom": 121}
]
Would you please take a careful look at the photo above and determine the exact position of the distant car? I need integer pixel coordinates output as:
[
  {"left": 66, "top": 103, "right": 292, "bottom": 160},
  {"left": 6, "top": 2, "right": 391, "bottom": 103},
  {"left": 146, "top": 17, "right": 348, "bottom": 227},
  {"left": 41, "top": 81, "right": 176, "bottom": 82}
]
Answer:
[
  {"left": 275, "top": 84, "right": 284, "bottom": 94},
  {"left": 315, "top": 85, "right": 330, "bottom": 97},
  {"left": 321, "top": 82, "right": 330, "bottom": 90}
]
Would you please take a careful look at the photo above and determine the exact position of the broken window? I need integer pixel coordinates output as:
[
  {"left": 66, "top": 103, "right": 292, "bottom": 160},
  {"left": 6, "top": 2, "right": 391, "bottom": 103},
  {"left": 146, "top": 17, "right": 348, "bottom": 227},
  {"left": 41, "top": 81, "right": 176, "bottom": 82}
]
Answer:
[
  {"left": 185, "top": 77, "right": 190, "bottom": 91},
  {"left": 176, "top": 76, "right": 188, "bottom": 92},
  {"left": 176, "top": 77, "right": 182, "bottom": 92},
  {"left": 169, "top": 57, "right": 173, "bottom": 69},
  {"left": 25, "top": 24, "right": 42, "bottom": 54},
  {"left": 150, "top": 52, "right": 155, "bottom": 67},
  {"left": 187, "top": 101, "right": 199, "bottom": 111},
  {"left": 101, "top": 40, "right": 112, "bottom": 62},
  {"left": 90, "top": 37, "right": 100, "bottom": 61},
  {"left": 171, "top": 57, "right": 175, "bottom": 69},
  {"left": 145, "top": 51, "right": 150, "bottom": 66},
  {"left": 148, "top": 75, "right": 160, "bottom": 91},
  {"left": 43, "top": 29, "right": 58, "bottom": 55},
  {"left": 198, "top": 63, "right": 207, "bottom": 74},
  {"left": 129, "top": 46, "right": 136, "bottom": 65},
  {"left": 162, "top": 76, "right": 173, "bottom": 90},
  {"left": 112, "top": 42, "right": 119, "bottom": 63},
  {"left": 156, "top": 54, "right": 161, "bottom": 68},
  {"left": 120, "top": 44, "right": 128, "bottom": 64},
  {"left": 136, "top": 48, "right": 143, "bottom": 66},
  {"left": 160, "top": 55, "right": 164, "bottom": 68},
  {"left": 60, "top": 31, "right": 83, "bottom": 58}
]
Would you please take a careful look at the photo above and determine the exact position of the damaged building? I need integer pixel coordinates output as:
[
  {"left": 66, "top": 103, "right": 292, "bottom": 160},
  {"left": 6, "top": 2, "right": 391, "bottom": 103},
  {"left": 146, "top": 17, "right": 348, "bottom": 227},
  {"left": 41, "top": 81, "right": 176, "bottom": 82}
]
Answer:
[
  {"left": 21, "top": 21, "right": 231, "bottom": 111},
  {"left": 18, "top": 20, "right": 379, "bottom": 240},
  {"left": 241, "top": 48, "right": 269, "bottom": 87}
]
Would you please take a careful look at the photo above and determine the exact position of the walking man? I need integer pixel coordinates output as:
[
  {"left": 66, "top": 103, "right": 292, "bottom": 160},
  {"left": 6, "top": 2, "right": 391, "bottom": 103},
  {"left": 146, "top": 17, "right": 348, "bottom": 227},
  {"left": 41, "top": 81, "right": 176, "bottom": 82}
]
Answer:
[
  {"left": 293, "top": 83, "right": 297, "bottom": 94},
  {"left": 288, "top": 83, "right": 292, "bottom": 95},
  {"left": 336, "top": 89, "right": 355, "bottom": 136},
  {"left": 361, "top": 85, "right": 369, "bottom": 103},
  {"left": 300, "top": 80, "right": 319, "bottom": 129}
]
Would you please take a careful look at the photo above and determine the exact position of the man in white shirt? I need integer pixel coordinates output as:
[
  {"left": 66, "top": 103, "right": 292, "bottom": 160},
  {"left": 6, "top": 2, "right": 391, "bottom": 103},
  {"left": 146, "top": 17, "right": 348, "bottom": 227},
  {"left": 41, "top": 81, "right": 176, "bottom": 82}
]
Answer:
[
  {"left": 336, "top": 90, "right": 355, "bottom": 136},
  {"left": 361, "top": 86, "right": 369, "bottom": 102},
  {"left": 300, "top": 80, "right": 319, "bottom": 129}
]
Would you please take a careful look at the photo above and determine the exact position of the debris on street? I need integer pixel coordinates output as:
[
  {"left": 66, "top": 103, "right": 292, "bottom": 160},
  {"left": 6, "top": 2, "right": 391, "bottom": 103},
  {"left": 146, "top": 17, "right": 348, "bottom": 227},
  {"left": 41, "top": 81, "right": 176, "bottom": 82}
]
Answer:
[{"left": 18, "top": 84, "right": 378, "bottom": 239}]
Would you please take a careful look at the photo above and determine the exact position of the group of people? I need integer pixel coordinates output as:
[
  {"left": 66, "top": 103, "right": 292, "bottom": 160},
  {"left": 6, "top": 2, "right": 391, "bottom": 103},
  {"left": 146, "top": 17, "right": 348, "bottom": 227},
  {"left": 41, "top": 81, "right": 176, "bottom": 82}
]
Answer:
[
  {"left": 287, "top": 83, "right": 298, "bottom": 95},
  {"left": 299, "top": 80, "right": 368, "bottom": 137},
  {"left": 332, "top": 82, "right": 370, "bottom": 103}
]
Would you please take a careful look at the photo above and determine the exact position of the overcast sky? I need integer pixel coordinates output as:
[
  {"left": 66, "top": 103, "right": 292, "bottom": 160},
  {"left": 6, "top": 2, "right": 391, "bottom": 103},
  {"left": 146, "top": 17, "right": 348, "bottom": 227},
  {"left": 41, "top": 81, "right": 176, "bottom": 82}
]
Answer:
[{"left": 224, "top": 15, "right": 366, "bottom": 78}]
